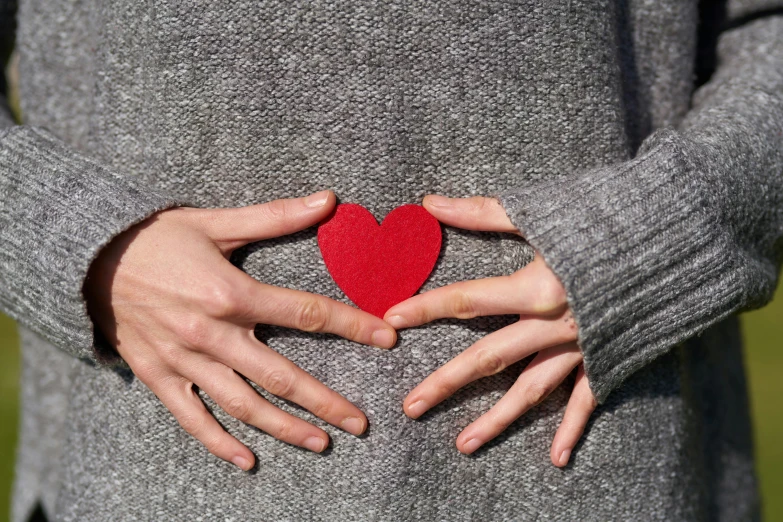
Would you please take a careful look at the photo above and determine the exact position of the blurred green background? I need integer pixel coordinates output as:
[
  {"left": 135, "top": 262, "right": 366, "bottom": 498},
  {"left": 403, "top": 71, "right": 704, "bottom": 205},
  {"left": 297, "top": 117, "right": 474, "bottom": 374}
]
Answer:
[{"left": 2, "top": 291, "right": 782, "bottom": 519}]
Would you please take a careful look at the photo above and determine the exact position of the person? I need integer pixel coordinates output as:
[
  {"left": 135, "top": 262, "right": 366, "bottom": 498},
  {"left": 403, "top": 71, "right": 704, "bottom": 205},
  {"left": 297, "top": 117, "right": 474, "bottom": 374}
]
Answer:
[{"left": 1, "top": 0, "right": 781, "bottom": 519}]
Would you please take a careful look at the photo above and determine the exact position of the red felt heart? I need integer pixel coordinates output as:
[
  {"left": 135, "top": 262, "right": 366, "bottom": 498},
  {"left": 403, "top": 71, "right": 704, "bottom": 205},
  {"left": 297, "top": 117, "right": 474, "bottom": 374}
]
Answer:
[{"left": 317, "top": 203, "right": 442, "bottom": 318}]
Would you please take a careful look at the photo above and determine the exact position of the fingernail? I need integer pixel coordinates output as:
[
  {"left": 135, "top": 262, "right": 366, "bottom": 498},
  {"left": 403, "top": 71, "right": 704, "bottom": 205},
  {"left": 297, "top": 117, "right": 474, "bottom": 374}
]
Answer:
[
  {"left": 231, "top": 455, "right": 252, "bottom": 470},
  {"left": 304, "top": 436, "right": 327, "bottom": 453},
  {"left": 340, "top": 416, "right": 366, "bottom": 436},
  {"left": 406, "top": 400, "right": 428, "bottom": 418},
  {"left": 304, "top": 190, "right": 330, "bottom": 207},
  {"left": 462, "top": 438, "right": 482, "bottom": 454},
  {"left": 385, "top": 315, "right": 408, "bottom": 329},
  {"left": 426, "top": 195, "right": 449, "bottom": 208},
  {"left": 559, "top": 449, "right": 571, "bottom": 466},
  {"left": 371, "top": 329, "right": 395, "bottom": 348}
]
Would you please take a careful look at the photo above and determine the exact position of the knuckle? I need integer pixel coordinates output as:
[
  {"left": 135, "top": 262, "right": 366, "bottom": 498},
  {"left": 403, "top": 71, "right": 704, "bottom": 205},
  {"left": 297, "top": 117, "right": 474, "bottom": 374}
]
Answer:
[
  {"left": 475, "top": 348, "right": 506, "bottom": 376},
  {"left": 177, "top": 412, "right": 204, "bottom": 436},
  {"left": 271, "top": 419, "right": 295, "bottom": 442},
  {"left": 433, "top": 379, "right": 457, "bottom": 399},
  {"left": 410, "top": 307, "right": 431, "bottom": 325},
  {"left": 540, "top": 278, "right": 567, "bottom": 310},
  {"left": 343, "top": 316, "right": 364, "bottom": 342},
  {"left": 202, "top": 434, "right": 226, "bottom": 456},
  {"left": 450, "top": 290, "right": 477, "bottom": 320},
  {"left": 524, "top": 380, "right": 552, "bottom": 406},
  {"left": 472, "top": 196, "right": 489, "bottom": 214},
  {"left": 200, "top": 279, "right": 240, "bottom": 318},
  {"left": 310, "top": 399, "right": 334, "bottom": 420},
  {"left": 262, "top": 199, "right": 288, "bottom": 222},
  {"left": 223, "top": 394, "right": 255, "bottom": 421},
  {"left": 174, "top": 315, "right": 211, "bottom": 349},
  {"left": 157, "top": 342, "right": 187, "bottom": 367},
  {"left": 524, "top": 263, "right": 568, "bottom": 314},
  {"left": 262, "top": 368, "right": 297, "bottom": 398},
  {"left": 294, "top": 298, "right": 329, "bottom": 332},
  {"left": 129, "top": 358, "right": 160, "bottom": 383},
  {"left": 487, "top": 415, "right": 512, "bottom": 435}
]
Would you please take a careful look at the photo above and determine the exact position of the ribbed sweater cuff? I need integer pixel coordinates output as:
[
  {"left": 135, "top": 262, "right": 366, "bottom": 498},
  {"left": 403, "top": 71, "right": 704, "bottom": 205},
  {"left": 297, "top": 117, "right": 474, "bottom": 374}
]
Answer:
[
  {"left": 0, "top": 126, "right": 187, "bottom": 364},
  {"left": 496, "top": 127, "right": 745, "bottom": 403}
]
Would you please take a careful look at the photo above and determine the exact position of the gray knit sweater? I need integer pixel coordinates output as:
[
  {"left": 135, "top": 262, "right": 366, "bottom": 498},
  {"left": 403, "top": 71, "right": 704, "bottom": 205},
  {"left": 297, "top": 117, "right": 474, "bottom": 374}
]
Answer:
[{"left": 1, "top": 0, "right": 782, "bottom": 520}]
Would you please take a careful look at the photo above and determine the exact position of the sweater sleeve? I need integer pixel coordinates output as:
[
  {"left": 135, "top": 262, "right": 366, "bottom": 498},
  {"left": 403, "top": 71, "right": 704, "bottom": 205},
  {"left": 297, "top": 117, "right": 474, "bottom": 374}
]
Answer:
[
  {"left": 496, "top": 12, "right": 783, "bottom": 403},
  {"left": 0, "top": 3, "right": 187, "bottom": 364}
]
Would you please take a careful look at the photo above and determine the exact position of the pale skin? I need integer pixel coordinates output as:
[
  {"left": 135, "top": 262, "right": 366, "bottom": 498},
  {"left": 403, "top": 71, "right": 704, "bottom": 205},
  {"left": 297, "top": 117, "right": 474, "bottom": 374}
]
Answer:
[
  {"left": 384, "top": 194, "right": 598, "bottom": 467},
  {"left": 84, "top": 190, "right": 398, "bottom": 471},
  {"left": 85, "top": 189, "right": 595, "bottom": 471}
]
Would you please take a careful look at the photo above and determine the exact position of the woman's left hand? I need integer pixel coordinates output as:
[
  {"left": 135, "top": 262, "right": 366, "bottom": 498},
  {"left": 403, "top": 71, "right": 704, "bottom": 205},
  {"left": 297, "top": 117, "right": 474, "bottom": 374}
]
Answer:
[{"left": 383, "top": 195, "right": 597, "bottom": 467}]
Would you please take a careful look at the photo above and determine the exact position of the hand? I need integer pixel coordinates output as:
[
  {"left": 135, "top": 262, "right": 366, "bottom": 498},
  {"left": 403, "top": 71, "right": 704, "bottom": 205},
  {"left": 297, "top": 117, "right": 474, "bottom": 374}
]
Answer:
[
  {"left": 384, "top": 195, "right": 597, "bottom": 467},
  {"left": 84, "top": 190, "right": 397, "bottom": 470}
]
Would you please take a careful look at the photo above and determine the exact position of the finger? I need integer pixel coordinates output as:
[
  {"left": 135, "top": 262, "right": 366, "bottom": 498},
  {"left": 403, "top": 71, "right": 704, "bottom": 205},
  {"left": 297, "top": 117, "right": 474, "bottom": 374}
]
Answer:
[
  {"left": 550, "top": 364, "right": 597, "bottom": 467},
  {"left": 149, "top": 373, "right": 257, "bottom": 470},
  {"left": 233, "top": 275, "right": 397, "bottom": 349},
  {"left": 456, "top": 343, "right": 583, "bottom": 454},
  {"left": 214, "top": 329, "right": 369, "bottom": 437},
  {"left": 423, "top": 195, "right": 519, "bottom": 233},
  {"left": 202, "top": 190, "right": 337, "bottom": 250},
  {"left": 384, "top": 255, "right": 567, "bottom": 328},
  {"left": 402, "top": 314, "right": 578, "bottom": 419},
  {"left": 186, "top": 358, "right": 333, "bottom": 453},
  {"left": 385, "top": 275, "right": 522, "bottom": 327}
]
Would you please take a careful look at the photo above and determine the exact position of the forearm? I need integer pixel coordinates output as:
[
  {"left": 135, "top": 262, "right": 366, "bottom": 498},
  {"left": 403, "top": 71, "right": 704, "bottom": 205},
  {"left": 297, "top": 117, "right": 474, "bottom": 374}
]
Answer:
[
  {"left": 678, "top": 14, "right": 783, "bottom": 302},
  {"left": 0, "top": 126, "right": 185, "bottom": 362},
  {"left": 497, "top": 14, "right": 783, "bottom": 402}
]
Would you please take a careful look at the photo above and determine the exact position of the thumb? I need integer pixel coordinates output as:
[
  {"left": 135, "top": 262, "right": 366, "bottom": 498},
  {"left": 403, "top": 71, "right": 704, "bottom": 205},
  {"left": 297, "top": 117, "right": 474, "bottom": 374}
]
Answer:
[
  {"left": 422, "top": 195, "right": 520, "bottom": 234},
  {"left": 202, "top": 190, "right": 336, "bottom": 250}
]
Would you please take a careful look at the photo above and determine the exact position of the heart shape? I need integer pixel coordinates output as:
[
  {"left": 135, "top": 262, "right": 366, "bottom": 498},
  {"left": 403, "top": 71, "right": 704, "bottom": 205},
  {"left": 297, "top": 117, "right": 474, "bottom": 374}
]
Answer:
[{"left": 317, "top": 203, "right": 442, "bottom": 318}]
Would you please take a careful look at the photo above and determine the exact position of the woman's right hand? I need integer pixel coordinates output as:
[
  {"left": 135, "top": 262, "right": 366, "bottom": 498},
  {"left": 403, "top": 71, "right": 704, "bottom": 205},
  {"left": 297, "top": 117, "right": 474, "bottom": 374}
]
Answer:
[{"left": 83, "top": 190, "right": 397, "bottom": 470}]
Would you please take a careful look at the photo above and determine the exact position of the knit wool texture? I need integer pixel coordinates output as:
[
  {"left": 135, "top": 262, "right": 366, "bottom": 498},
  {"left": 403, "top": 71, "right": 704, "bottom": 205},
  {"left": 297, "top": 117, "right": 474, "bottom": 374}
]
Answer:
[{"left": 1, "top": 0, "right": 782, "bottom": 520}]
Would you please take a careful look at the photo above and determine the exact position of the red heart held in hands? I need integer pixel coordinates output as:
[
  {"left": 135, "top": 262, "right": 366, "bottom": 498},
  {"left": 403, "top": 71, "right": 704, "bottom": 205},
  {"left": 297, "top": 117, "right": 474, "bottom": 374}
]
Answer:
[{"left": 317, "top": 203, "right": 443, "bottom": 318}]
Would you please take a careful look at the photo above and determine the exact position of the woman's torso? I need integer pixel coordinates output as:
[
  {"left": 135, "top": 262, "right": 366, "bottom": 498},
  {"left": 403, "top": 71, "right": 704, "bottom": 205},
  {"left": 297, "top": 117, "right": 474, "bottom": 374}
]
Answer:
[{"left": 13, "top": 0, "right": 758, "bottom": 520}]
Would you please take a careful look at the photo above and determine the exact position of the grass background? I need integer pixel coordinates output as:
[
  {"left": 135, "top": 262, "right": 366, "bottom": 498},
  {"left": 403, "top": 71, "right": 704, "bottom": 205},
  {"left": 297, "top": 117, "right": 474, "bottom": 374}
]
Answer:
[{"left": 1, "top": 290, "right": 782, "bottom": 520}]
